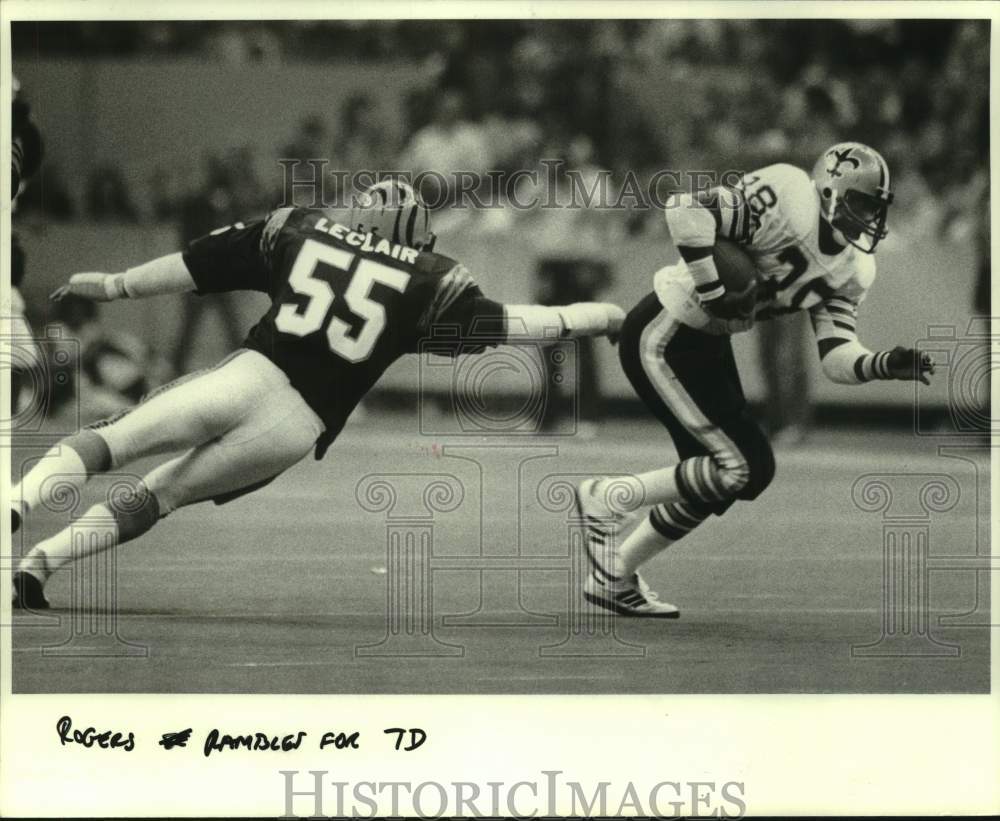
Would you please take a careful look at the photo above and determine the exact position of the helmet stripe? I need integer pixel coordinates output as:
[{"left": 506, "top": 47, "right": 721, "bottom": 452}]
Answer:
[
  {"left": 405, "top": 201, "right": 419, "bottom": 246},
  {"left": 392, "top": 203, "right": 404, "bottom": 243},
  {"left": 873, "top": 149, "right": 890, "bottom": 194}
]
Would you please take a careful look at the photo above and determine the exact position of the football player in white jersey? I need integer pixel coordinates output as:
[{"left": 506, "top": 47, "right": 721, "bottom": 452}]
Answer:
[{"left": 576, "top": 142, "right": 935, "bottom": 618}]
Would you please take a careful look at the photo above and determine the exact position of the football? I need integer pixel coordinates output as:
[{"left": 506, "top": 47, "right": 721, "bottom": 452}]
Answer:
[{"left": 712, "top": 237, "right": 759, "bottom": 296}]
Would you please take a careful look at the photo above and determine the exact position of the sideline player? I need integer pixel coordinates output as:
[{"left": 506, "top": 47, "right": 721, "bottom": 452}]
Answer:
[
  {"left": 576, "top": 143, "right": 934, "bottom": 618},
  {"left": 12, "top": 180, "right": 625, "bottom": 609}
]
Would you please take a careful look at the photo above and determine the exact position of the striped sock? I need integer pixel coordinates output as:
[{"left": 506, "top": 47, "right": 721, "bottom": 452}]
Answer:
[{"left": 674, "top": 455, "right": 732, "bottom": 504}]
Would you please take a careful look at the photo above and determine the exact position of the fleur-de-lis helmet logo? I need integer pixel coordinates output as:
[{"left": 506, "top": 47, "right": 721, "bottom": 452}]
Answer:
[{"left": 826, "top": 146, "right": 861, "bottom": 178}]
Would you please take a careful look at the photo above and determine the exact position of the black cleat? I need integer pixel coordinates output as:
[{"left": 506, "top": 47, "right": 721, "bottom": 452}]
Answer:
[
  {"left": 12, "top": 570, "right": 49, "bottom": 610},
  {"left": 12, "top": 506, "right": 21, "bottom": 534}
]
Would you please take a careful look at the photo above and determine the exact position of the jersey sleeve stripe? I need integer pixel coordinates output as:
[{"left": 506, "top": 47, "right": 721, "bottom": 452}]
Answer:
[
  {"left": 679, "top": 245, "right": 714, "bottom": 263},
  {"left": 733, "top": 190, "right": 752, "bottom": 243},
  {"left": 817, "top": 337, "right": 851, "bottom": 358},
  {"left": 426, "top": 265, "right": 477, "bottom": 326},
  {"left": 825, "top": 303, "right": 856, "bottom": 318}
]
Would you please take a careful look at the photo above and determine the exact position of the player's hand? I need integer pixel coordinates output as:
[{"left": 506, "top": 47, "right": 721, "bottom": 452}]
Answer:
[
  {"left": 50, "top": 272, "right": 124, "bottom": 303},
  {"left": 557, "top": 302, "right": 626, "bottom": 341},
  {"left": 699, "top": 282, "right": 757, "bottom": 321},
  {"left": 886, "top": 346, "right": 935, "bottom": 384}
]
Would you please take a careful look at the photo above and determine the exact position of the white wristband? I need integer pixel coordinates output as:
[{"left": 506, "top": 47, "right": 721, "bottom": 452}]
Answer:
[{"left": 104, "top": 274, "right": 130, "bottom": 300}]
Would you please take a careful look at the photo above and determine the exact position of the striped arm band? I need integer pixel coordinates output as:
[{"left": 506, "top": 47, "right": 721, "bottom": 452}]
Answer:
[
  {"left": 681, "top": 249, "right": 726, "bottom": 302},
  {"left": 853, "top": 350, "right": 893, "bottom": 382}
]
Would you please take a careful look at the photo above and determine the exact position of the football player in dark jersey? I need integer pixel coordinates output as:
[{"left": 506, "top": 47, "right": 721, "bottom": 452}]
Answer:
[
  {"left": 12, "top": 181, "right": 625, "bottom": 609},
  {"left": 8, "top": 76, "right": 45, "bottom": 412}
]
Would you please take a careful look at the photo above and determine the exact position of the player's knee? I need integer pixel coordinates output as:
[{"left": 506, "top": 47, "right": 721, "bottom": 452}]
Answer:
[
  {"left": 62, "top": 429, "right": 112, "bottom": 476},
  {"left": 104, "top": 482, "right": 162, "bottom": 542},
  {"left": 715, "top": 455, "right": 751, "bottom": 495},
  {"left": 737, "top": 439, "right": 775, "bottom": 500}
]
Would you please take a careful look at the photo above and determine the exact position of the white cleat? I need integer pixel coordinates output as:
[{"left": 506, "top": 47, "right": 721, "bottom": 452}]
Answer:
[
  {"left": 574, "top": 477, "right": 634, "bottom": 573},
  {"left": 583, "top": 571, "right": 680, "bottom": 619}
]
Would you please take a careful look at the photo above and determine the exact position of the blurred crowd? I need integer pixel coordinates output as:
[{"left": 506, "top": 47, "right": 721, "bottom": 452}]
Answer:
[
  {"left": 10, "top": 19, "right": 991, "bottom": 434},
  {"left": 14, "top": 19, "right": 989, "bottom": 249}
]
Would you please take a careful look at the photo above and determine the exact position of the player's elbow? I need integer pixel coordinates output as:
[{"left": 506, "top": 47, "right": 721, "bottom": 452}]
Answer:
[
  {"left": 818, "top": 338, "right": 869, "bottom": 385},
  {"left": 820, "top": 351, "right": 863, "bottom": 385},
  {"left": 822, "top": 363, "right": 860, "bottom": 385}
]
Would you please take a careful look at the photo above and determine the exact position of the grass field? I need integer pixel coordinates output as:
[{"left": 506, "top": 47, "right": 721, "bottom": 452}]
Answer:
[{"left": 10, "top": 412, "right": 991, "bottom": 693}]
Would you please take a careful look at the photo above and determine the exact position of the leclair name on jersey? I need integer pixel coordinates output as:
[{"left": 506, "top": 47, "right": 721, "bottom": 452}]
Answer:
[{"left": 312, "top": 217, "right": 419, "bottom": 264}]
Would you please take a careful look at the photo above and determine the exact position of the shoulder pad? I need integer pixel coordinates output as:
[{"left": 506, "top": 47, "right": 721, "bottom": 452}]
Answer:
[
  {"left": 261, "top": 207, "right": 295, "bottom": 260},
  {"left": 415, "top": 250, "right": 461, "bottom": 276},
  {"left": 835, "top": 253, "right": 877, "bottom": 303},
  {"left": 425, "top": 262, "right": 478, "bottom": 324},
  {"left": 756, "top": 163, "right": 818, "bottom": 239},
  {"left": 854, "top": 251, "right": 877, "bottom": 291}
]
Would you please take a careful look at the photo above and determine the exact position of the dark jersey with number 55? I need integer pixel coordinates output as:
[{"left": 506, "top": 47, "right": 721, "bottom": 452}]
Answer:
[{"left": 182, "top": 207, "right": 505, "bottom": 453}]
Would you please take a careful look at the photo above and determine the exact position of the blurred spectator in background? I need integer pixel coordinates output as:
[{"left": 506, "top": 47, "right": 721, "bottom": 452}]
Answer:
[
  {"left": 14, "top": 162, "right": 75, "bottom": 220},
  {"left": 334, "top": 92, "right": 396, "bottom": 175},
  {"left": 224, "top": 143, "right": 270, "bottom": 215},
  {"left": 532, "top": 135, "right": 617, "bottom": 437},
  {"left": 11, "top": 75, "right": 43, "bottom": 200},
  {"left": 283, "top": 112, "right": 329, "bottom": 162},
  {"left": 50, "top": 293, "right": 160, "bottom": 421},
  {"left": 281, "top": 113, "right": 331, "bottom": 207},
  {"left": 8, "top": 75, "right": 45, "bottom": 417},
  {"left": 147, "top": 166, "right": 181, "bottom": 221},
  {"left": 534, "top": 257, "right": 613, "bottom": 437},
  {"left": 170, "top": 153, "right": 248, "bottom": 375},
  {"left": 86, "top": 164, "right": 139, "bottom": 222},
  {"left": 400, "top": 90, "right": 492, "bottom": 208}
]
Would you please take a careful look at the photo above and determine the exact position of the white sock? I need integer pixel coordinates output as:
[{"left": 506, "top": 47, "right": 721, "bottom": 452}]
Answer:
[
  {"left": 611, "top": 517, "right": 674, "bottom": 579},
  {"left": 593, "top": 467, "right": 681, "bottom": 514},
  {"left": 612, "top": 501, "right": 713, "bottom": 579},
  {"left": 14, "top": 444, "right": 88, "bottom": 515},
  {"left": 18, "top": 504, "right": 119, "bottom": 582}
]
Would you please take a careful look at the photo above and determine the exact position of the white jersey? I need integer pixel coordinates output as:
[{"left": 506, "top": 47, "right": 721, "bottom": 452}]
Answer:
[{"left": 655, "top": 163, "right": 876, "bottom": 336}]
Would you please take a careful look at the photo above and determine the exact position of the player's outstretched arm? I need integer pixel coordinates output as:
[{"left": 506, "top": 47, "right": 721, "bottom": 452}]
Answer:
[
  {"left": 504, "top": 303, "right": 626, "bottom": 341},
  {"left": 425, "top": 264, "right": 625, "bottom": 347},
  {"left": 810, "top": 299, "right": 934, "bottom": 385},
  {"left": 50, "top": 252, "right": 196, "bottom": 302}
]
